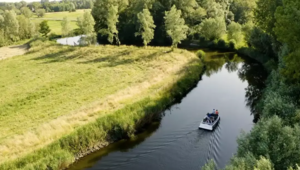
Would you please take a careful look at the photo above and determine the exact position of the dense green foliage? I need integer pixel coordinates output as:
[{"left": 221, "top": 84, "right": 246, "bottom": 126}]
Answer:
[
  {"left": 136, "top": 8, "right": 156, "bottom": 46},
  {"left": 164, "top": 5, "right": 188, "bottom": 48},
  {"left": 61, "top": 17, "right": 71, "bottom": 37},
  {"left": 39, "top": 20, "right": 51, "bottom": 37},
  {"left": 0, "top": 0, "right": 93, "bottom": 13},
  {"left": 77, "top": 10, "right": 96, "bottom": 45},
  {"left": 200, "top": 0, "right": 300, "bottom": 169},
  {"left": 91, "top": 0, "right": 248, "bottom": 46}
]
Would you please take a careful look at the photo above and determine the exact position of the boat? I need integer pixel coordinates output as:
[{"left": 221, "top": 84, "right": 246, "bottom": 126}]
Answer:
[{"left": 199, "top": 113, "right": 220, "bottom": 131}]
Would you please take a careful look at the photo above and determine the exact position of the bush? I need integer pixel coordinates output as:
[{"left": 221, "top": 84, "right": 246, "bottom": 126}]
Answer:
[
  {"left": 199, "top": 17, "right": 226, "bottom": 40},
  {"left": 72, "top": 28, "right": 83, "bottom": 36},
  {"left": 48, "top": 33, "right": 61, "bottom": 40},
  {"left": 237, "top": 116, "right": 300, "bottom": 170},
  {"left": 229, "top": 39, "right": 236, "bottom": 50},
  {"left": 202, "top": 160, "right": 216, "bottom": 170},
  {"left": 217, "top": 39, "right": 227, "bottom": 48},
  {"left": 228, "top": 22, "right": 243, "bottom": 45},
  {"left": 196, "top": 50, "right": 206, "bottom": 59}
]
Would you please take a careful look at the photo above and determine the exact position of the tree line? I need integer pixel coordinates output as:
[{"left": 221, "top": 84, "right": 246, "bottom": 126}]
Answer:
[
  {"left": 0, "top": 8, "right": 95, "bottom": 47},
  {"left": 91, "top": 0, "right": 255, "bottom": 47},
  {"left": 202, "top": 0, "right": 300, "bottom": 169},
  {"left": 0, "top": 0, "right": 93, "bottom": 14}
]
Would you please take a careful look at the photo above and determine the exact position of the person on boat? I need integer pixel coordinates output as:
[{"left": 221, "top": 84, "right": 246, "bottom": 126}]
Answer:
[
  {"left": 212, "top": 109, "right": 216, "bottom": 114},
  {"left": 206, "top": 113, "right": 213, "bottom": 124},
  {"left": 216, "top": 110, "right": 219, "bottom": 115}
]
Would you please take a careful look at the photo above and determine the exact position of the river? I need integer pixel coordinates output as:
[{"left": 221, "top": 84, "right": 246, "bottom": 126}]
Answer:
[{"left": 66, "top": 51, "right": 267, "bottom": 170}]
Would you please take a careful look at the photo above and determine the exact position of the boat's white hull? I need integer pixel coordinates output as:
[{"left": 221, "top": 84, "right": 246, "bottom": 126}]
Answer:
[{"left": 199, "top": 115, "right": 220, "bottom": 131}]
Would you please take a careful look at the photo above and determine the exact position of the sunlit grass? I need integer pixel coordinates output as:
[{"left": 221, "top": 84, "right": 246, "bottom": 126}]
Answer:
[
  {"left": 31, "top": 20, "right": 78, "bottom": 35},
  {"left": 32, "top": 9, "right": 89, "bottom": 21},
  {"left": 30, "top": 10, "right": 84, "bottom": 35},
  {"left": 0, "top": 40, "right": 202, "bottom": 169}
]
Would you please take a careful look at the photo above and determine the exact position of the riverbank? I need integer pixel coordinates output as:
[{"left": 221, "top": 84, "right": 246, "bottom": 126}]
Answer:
[{"left": 0, "top": 40, "right": 203, "bottom": 169}]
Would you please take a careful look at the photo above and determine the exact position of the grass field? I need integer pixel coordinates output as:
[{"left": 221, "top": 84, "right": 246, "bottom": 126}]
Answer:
[
  {"left": 32, "top": 9, "right": 90, "bottom": 21},
  {"left": 0, "top": 40, "right": 202, "bottom": 169},
  {"left": 31, "top": 10, "right": 87, "bottom": 35}
]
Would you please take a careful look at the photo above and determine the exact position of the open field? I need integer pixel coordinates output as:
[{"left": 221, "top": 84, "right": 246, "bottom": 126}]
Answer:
[
  {"left": 31, "top": 10, "right": 87, "bottom": 35},
  {"left": 31, "top": 20, "right": 78, "bottom": 35},
  {"left": 32, "top": 9, "right": 89, "bottom": 21},
  {"left": 0, "top": 40, "right": 202, "bottom": 169}
]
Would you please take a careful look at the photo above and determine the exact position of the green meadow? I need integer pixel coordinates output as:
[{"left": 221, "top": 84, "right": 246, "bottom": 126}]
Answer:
[
  {"left": 30, "top": 10, "right": 89, "bottom": 35},
  {"left": 0, "top": 39, "right": 202, "bottom": 169}
]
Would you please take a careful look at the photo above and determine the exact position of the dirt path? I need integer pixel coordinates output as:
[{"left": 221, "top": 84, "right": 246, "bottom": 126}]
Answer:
[{"left": 0, "top": 44, "right": 28, "bottom": 60}]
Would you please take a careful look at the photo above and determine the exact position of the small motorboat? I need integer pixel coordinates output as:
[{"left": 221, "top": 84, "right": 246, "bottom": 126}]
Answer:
[{"left": 199, "top": 113, "right": 220, "bottom": 131}]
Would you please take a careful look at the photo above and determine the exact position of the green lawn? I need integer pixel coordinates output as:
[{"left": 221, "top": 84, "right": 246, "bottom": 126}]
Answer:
[{"left": 0, "top": 40, "right": 201, "bottom": 167}]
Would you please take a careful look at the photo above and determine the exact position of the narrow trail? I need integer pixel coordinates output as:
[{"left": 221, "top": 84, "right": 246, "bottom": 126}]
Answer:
[{"left": 0, "top": 44, "right": 28, "bottom": 60}]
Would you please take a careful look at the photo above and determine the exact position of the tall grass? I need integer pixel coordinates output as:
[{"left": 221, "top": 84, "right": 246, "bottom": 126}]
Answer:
[{"left": 0, "top": 40, "right": 203, "bottom": 169}]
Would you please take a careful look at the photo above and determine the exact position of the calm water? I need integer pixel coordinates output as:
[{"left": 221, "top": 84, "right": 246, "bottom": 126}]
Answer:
[
  {"left": 56, "top": 35, "right": 83, "bottom": 46},
  {"left": 68, "top": 52, "right": 267, "bottom": 170}
]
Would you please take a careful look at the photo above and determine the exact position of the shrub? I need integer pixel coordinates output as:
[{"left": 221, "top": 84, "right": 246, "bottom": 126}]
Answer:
[
  {"left": 229, "top": 39, "right": 236, "bottom": 50},
  {"left": 196, "top": 50, "right": 206, "bottom": 59},
  {"left": 217, "top": 39, "right": 227, "bottom": 49}
]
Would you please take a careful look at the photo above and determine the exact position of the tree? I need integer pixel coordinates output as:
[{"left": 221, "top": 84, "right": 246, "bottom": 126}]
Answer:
[
  {"left": 172, "top": 0, "right": 198, "bottom": 18},
  {"left": 199, "top": 17, "right": 226, "bottom": 40},
  {"left": 280, "top": 49, "right": 300, "bottom": 83},
  {"left": 201, "top": 160, "right": 216, "bottom": 170},
  {"left": 3, "top": 10, "right": 19, "bottom": 41},
  {"left": 237, "top": 116, "right": 300, "bottom": 170},
  {"left": 69, "top": 3, "right": 76, "bottom": 12},
  {"left": 247, "top": 27, "right": 276, "bottom": 57},
  {"left": 242, "top": 21, "right": 254, "bottom": 42},
  {"left": 254, "top": 157, "right": 274, "bottom": 170},
  {"left": 77, "top": 11, "right": 95, "bottom": 35},
  {"left": 254, "top": 0, "right": 282, "bottom": 36},
  {"left": 36, "top": 8, "right": 45, "bottom": 17},
  {"left": 18, "top": 15, "right": 31, "bottom": 39},
  {"left": 0, "top": 15, "right": 5, "bottom": 46},
  {"left": 135, "top": 8, "right": 156, "bottom": 46},
  {"left": 98, "top": 5, "right": 120, "bottom": 45},
  {"left": 230, "top": 0, "right": 256, "bottom": 24},
  {"left": 21, "top": 7, "right": 33, "bottom": 18},
  {"left": 92, "top": 0, "right": 129, "bottom": 44},
  {"left": 224, "top": 155, "right": 274, "bottom": 170},
  {"left": 77, "top": 11, "right": 96, "bottom": 45},
  {"left": 164, "top": 5, "right": 188, "bottom": 48},
  {"left": 39, "top": 20, "right": 50, "bottom": 37},
  {"left": 274, "top": 0, "right": 300, "bottom": 51},
  {"left": 32, "top": 2, "right": 41, "bottom": 11},
  {"left": 61, "top": 17, "right": 71, "bottom": 37},
  {"left": 227, "top": 21, "right": 243, "bottom": 45},
  {"left": 20, "top": 1, "right": 27, "bottom": 9},
  {"left": 0, "top": 15, "right": 4, "bottom": 29}
]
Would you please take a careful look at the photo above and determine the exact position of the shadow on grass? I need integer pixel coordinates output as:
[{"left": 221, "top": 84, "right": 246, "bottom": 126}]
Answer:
[
  {"left": 31, "top": 48, "right": 77, "bottom": 63},
  {"left": 30, "top": 43, "right": 172, "bottom": 68},
  {"left": 9, "top": 44, "right": 29, "bottom": 50},
  {"left": 80, "top": 49, "right": 171, "bottom": 67}
]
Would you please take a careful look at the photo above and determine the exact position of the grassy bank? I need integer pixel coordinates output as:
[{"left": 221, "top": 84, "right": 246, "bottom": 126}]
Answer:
[{"left": 0, "top": 40, "right": 202, "bottom": 169}]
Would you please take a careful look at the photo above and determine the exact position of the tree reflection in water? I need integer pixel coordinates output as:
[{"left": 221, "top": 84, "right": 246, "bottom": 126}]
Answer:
[
  {"left": 238, "top": 58, "right": 268, "bottom": 123},
  {"left": 203, "top": 51, "right": 268, "bottom": 123}
]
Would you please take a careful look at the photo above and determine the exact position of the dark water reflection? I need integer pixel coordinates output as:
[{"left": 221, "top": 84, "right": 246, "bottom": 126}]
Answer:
[{"left": 68, "top": 51, "right": 268, "bottom": 170}]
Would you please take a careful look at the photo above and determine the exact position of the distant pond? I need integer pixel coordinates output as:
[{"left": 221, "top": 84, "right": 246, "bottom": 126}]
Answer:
[{"left": 56, "top": 35, "right": 99, "bottom": 46}]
